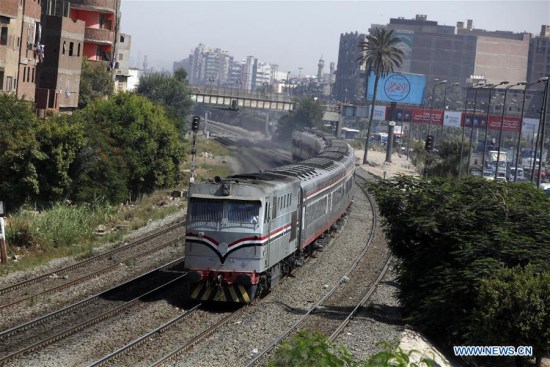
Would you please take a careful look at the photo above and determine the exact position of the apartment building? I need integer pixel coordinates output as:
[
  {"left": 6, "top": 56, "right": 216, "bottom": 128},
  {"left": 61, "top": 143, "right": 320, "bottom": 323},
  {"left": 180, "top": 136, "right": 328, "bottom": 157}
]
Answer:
[
  {"left": 0, "top": 0, "right": 20, "bottom": 94},
  {"left": 69, "top": 0, "right": 119, "bottom": 66},
  {"left": 36, "top": 7, "right": 85, "bottom": 112},
  {"left": 114, "top": 32, "right": 131, "bottom": 92},
  {"left": 335, "top": 15, "right": 543, "bottom": 104},
  {"left": 528, "top": 25, "right": 550, "bottom": 83},
  {"left": 333, "top": 32, "right": 364, "bottom": 102},
  {"left": 0, "top": 0, "right": 41, "bottom": 101}
]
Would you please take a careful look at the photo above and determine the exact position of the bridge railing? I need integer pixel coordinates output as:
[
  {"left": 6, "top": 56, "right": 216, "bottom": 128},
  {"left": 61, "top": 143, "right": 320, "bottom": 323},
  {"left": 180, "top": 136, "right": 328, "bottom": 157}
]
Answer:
[{"left": 189, "top": 85, "right": 292, "bottom": 103}]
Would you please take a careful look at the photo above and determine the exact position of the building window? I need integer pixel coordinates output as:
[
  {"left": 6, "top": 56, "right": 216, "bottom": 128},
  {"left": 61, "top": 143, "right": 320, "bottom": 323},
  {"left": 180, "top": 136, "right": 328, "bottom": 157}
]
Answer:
[
  {"left": 120, "top": 34, "right": 125, "bottom": 43},
  {"left": 23, "top": 67, "right": 26, "bottom": 82},
  {"left": 77, "top": 43, "right": 80, "bottom": 56},
  {"left": 119, "top": 53, "right": 123, "bottom": 61},
  {"left": 0, "top": 27, "right": 7, "bottom": 45},
  {"left": 32, "top": 67, "right": 35, "bottom": 83},
  {"left": 62, "top": 41, "right": 66, "bottom": 55},
  {"left": 69, "top": 42, "right": 74, "bottom": 56}
]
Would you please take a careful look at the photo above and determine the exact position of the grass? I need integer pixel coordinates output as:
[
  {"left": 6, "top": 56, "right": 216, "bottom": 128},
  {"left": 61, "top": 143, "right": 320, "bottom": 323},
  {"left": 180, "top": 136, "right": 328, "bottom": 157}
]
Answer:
[{"left": 0, "top": 136, "right": 231, "bottom": 277}]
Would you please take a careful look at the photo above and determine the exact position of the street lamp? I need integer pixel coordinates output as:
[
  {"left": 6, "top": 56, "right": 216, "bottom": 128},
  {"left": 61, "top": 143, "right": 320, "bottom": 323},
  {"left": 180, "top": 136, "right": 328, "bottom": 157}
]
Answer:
[
  {"left": 459, "top": 87, "right": 470, "bottom": 178},
  {"left": 534, "top": 76, "right": 550, "bottom": 187},
  {"left": 438, "top": 82, "right": 460, "bottom": 145},
  {"left": 466, "top": 84, "right": 482, "bottom": 174},
  {"left": 427, "top": 79, "right": 447, "bottom": 138},
  {"left": 495, "top": 82, "right": 523, "bottom": 180},
  {"left": 286, "top": 71, "right": 291, "bottom": 97},
  {"left": 481, "top": 81, "right": 508, "bottom": 176},
  {"left": 513, "top": 81, "right": 546, "bottom": 182}
]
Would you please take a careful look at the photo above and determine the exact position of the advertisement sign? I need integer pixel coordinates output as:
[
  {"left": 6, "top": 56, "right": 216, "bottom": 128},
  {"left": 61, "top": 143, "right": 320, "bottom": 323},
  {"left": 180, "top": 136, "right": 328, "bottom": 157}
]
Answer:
[
  {"left": 463, "top": 113, "right": 488, "bottom": 128},
  {"left": 356, "top": 105, "right": 387, "bottom": 120},
  {"left": 487, "top": 115, "right": 520, "bottom": 132},
  {"left": 443, "top": 111, "right": 462, "bottom": 128},
  {"left": 367, "top": 72, "right": 426, "bottom": 105},
  {"left": 410, "top": 108, "right": 444, "bottom": 125},
  {"left": 522, "top": 118, "right": 539, "bottom": 135}
]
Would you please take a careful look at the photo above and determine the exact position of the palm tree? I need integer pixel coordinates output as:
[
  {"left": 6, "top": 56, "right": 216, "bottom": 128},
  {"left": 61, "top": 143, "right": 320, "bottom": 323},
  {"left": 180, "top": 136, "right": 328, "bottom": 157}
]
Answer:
[{"left": 358, "top": 28, "right": 404, "bottom": 164}]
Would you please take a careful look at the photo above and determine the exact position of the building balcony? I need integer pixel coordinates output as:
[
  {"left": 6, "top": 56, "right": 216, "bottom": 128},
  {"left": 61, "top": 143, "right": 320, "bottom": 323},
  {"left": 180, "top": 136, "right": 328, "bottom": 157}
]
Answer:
[
  {"left": 84, "top": 27, "right": 114, "bottom": 45},
  {"left": 69, "top": 0, "right": 117, "bottom": 14}
]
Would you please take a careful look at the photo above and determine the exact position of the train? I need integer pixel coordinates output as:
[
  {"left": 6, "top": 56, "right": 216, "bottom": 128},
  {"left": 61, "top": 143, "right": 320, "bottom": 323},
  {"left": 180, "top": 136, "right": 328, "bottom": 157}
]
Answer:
[{"left": 183, "top": 128, "right": 355, "bottom": 303}]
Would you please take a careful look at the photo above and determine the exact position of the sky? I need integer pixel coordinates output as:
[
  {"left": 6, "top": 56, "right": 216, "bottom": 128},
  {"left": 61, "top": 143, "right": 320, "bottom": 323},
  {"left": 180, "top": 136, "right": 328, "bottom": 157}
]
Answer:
[{"left": 120, "top": 1, "right": 550, "bottom": 76}]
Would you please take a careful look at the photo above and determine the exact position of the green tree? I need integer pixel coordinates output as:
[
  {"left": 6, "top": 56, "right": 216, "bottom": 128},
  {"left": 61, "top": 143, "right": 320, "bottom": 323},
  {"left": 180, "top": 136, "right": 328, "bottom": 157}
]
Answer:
[
  {"left": 472, "top": 265, "right": 550, "bottom": 367},
  {"left": 428, "top": 136, "right": 466, "bottom": 177},
  {"left": 73, "top": 93, "right": 184, "bottom": 203},
  {"left": 273, "top": 98, "right": 324, "bottom": 143},
  {"left": 0, "top": 94, "right": 45, "bottom": 210},
  {"left": 136, "top": 68, "right": 194, "bottom": 133},
  {"left": 78, "top": 59, "right": 114, "bottom": 109},
  {"left": 367, "top": 176, "right": 550, "bottom": 362},
  {"left": 358, "top": 28, "right": 404, "bottom": 164},
  {"left": 34, "top": 114, "right": 85, "bottom": 206}
]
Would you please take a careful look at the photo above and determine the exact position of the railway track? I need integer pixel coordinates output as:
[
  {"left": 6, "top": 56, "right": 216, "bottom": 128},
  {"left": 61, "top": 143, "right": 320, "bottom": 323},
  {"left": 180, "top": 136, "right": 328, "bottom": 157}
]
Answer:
[
  {"left": 0, "top": 220, "right": 185, "bottom": 313},
  {"left": 0, "top": 258, "right": 187, "bottom": 365},
  {"left": 243, "top": 170, "right": 390, "bottom": 366}
]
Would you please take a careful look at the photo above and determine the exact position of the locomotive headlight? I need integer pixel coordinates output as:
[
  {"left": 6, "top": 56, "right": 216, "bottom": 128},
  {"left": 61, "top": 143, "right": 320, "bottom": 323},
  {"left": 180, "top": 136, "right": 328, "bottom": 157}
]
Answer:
[{"left": 222, "top": 183, "right": 230, "bottom": 196}]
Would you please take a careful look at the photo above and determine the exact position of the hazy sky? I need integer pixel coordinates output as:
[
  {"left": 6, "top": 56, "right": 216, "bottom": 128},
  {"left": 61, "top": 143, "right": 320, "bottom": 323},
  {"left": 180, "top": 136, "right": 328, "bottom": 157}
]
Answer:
[{"left": 120, "top": 1, "right": 550, "bottom": 76}]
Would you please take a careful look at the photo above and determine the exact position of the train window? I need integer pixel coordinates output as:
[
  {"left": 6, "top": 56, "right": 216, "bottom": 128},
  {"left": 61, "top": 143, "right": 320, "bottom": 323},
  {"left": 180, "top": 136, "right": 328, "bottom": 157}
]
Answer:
[
  {"left": 188, "top": 198, "right": 223, "bottom": 222},
  {"left": 227, "top": 201, "right": 261, "bottom": 223}
]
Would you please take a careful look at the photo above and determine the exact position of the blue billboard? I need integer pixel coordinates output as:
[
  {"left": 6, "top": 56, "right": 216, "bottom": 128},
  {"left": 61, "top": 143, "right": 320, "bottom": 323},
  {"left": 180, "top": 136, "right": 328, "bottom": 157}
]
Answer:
[{"left": 366, "top": 72, "right": 426, "bottom": 105}]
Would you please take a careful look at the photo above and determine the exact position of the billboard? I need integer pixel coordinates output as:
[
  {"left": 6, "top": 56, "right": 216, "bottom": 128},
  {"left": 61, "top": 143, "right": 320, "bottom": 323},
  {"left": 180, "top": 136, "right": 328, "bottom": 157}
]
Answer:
[
  {"left": 443, "top": 111, "right": 462, "bottom": 128},
  {"left": 366, "top": 72, "right": 426, "bottom": 105},
  {"left": 410, "top": 108, "right": 444, "bottom": 125}
]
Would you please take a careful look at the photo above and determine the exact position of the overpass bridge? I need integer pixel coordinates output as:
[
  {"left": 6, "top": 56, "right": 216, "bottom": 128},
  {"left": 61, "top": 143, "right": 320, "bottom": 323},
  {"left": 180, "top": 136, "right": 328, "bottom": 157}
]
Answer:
[{"left": 189, "top": 85, "right": 295, "bottom": 112}]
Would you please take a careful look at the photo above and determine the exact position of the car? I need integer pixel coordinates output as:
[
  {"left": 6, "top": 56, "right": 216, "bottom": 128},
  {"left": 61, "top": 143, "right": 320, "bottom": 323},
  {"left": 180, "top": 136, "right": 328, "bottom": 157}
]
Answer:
[
  {"left": 540, "top": 183, "right": 550, "bottom": 198},
  {"left": 483, "top": 170, "right": 495, "bottom": 181}
]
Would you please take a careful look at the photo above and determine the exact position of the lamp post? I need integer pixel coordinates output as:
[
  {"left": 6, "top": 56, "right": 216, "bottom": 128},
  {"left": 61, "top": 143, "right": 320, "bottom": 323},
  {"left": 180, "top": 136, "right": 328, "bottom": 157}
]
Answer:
[
  {"left": 481, "top": 81, "right": 508, "bottom": 176},
  {"left": 495, "top": 82, "right": 523, "bottom": 180},
  {"left": 427, "top": 79, "right": 447, "bottom": 138},
  {"left": 466, "top": 84, "right": 482, "bottom": 175},
  {"left": 513, "top": 81, "right": 545, "bottom": 181},
  {"left": 286, "top": 71, "right": 291, "bottom": 97},
  {"left": 535, "top": 76, "right": 550, "bottom": 187},
  {"left": 459, "top": 87, "right": 471, "bottom": 178},
  {"left": 438, "top": 82, "right": 460, "bottom": 145}
]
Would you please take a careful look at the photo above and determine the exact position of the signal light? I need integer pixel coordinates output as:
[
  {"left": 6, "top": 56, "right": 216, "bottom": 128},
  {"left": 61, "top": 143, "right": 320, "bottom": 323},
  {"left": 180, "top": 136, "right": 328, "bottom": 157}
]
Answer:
[
  {"left": 424, "top": 135, "right": 434, "bottom": 151},
  {"left": 191, "top": 116, "right": 200, "bottom": 132}
]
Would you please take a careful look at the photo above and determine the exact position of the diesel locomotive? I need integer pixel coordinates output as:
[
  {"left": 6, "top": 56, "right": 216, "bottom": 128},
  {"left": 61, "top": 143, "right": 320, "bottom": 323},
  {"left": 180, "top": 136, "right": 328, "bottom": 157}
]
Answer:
[{"left": 183, "top": 129, "right": 355, "bottom": 302}]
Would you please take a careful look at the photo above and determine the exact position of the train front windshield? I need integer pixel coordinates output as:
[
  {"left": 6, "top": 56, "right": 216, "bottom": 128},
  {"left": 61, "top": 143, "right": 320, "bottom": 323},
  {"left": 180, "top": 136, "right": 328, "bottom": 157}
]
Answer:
[{"left": 188, "top": 198, "right": 261, "bottom": 224}]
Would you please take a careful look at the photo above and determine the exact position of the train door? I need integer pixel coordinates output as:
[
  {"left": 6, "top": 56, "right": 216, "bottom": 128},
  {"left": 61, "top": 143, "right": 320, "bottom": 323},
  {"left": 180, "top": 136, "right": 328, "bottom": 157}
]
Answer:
[
  {"left": 297, "top": 188, "right": 304, "bottom": 248},
  {"left": 263, "top": 199, "right": 272, "bottom": 269}
]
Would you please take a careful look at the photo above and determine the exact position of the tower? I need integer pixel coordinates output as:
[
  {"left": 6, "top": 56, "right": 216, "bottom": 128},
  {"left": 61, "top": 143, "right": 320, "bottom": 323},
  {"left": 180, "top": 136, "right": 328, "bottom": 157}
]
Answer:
[{"left": 317, "top": 56, "right": 325, "bottom": 82}]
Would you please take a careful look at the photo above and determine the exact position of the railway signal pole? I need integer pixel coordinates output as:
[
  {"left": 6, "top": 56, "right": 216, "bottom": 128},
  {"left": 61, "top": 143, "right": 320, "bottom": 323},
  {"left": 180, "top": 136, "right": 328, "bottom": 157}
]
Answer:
[
  {"left": 188, "top": 116, "right": 200, "bottom": 195},
  {"left": 0, "top": 201, "right": 6, "bottom": 264}
]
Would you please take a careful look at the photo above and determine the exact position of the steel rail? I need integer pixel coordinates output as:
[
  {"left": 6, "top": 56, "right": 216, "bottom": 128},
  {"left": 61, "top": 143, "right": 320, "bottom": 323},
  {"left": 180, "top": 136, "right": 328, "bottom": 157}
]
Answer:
[
  {"left": 0, "top": 219, "right": 185, "bottom": 296},
  {"left": 244, "top": 172, "right": 379, "bottom": 366}
]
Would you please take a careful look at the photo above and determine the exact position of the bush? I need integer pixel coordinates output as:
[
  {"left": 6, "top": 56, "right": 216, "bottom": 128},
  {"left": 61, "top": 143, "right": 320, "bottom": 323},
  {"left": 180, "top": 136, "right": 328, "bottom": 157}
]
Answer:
[{"left": 269, "top": 331, "right": 435, "bottom": 367}]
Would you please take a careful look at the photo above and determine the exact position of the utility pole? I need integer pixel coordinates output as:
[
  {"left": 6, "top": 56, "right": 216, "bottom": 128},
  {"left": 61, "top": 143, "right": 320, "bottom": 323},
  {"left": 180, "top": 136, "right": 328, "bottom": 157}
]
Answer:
[{"left": 0, "top": 201, "right": 6, "bottom": 264}]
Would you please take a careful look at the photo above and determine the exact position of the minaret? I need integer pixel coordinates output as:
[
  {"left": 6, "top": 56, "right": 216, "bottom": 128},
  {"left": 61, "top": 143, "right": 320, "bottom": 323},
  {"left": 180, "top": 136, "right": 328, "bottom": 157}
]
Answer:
[{"left": 317, "top": 56, "right": 325, "bottom": 82}]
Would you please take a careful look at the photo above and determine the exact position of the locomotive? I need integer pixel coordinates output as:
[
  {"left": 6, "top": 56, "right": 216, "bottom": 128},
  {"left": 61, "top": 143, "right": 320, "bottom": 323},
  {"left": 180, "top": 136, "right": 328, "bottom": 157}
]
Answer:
[{"left": 183, "top": 129, "right": 355, "bottom": 302}]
